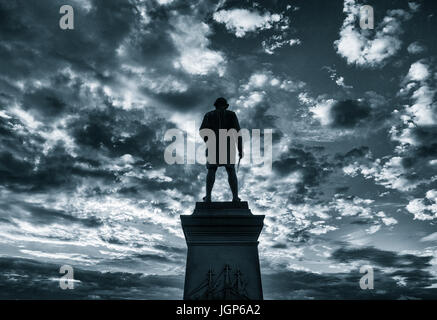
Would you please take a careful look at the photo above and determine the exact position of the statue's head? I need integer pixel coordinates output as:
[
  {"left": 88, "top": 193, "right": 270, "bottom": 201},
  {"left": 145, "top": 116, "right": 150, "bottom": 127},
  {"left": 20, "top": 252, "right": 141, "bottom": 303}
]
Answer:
[{"left": 214, "top": 97, "right": 229, "bottom": 110}]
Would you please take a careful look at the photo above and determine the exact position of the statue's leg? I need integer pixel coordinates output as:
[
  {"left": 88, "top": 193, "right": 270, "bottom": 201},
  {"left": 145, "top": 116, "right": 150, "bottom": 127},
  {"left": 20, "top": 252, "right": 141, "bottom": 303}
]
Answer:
[
  {"left": 205, "top": 166, "right": 217, "bottom": 201},
  {"left": 225, "top": 165, "right": 240, "bottom": 201}
]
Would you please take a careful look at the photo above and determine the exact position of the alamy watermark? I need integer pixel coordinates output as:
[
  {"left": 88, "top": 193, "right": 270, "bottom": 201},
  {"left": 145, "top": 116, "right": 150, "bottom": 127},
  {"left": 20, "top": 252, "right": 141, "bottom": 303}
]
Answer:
[
  {"left": 59, "top": 265, "right": 75, "bottom": 290},
  {"left": 359, "top": 265, "right": 374, "bottom": 290},
  {"left": 360, "top": 5, "right": 374, "bottom": 30},
  {"left": 163, "top": 121, "right": 273, "bottom": 170},
  {"left": 59, "top": 5, "right": 74, "bottom": 30}
]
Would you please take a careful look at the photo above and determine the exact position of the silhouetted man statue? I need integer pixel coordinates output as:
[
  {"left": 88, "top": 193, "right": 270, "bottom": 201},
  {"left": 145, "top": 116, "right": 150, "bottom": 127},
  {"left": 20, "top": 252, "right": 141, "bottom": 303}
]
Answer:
[{"left": 200, "top": 97, "right": 243, "bottom": 202}]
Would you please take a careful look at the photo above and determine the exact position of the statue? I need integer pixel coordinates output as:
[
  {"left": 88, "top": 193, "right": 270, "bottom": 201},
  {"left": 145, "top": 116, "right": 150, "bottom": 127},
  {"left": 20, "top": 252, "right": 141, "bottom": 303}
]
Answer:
[
  {"left": 199, "top": 97, "right": 243, "bottom": 202},
  {"left": 182, "top": 104, "right": 264, "bottom": 300}
]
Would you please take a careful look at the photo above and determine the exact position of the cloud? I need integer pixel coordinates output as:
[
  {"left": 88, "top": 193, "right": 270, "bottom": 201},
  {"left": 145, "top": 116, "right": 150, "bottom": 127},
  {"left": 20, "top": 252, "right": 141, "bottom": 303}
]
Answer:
[
  {"left": 170, "top": 15, "right": 226, "bottom": 76},
  {"left": 3, "top": 254, "right": 436, "bottom": 300},
  {"left": 269, "top": 146, "right": 333, "bottom": 201},
  {"left": 262, "top": 36, "right": 301, "bottom": 55},
  {"left": 263, "top": 244, "right": 437, "bottom": 299},
  {"left": 407, "top": 42, "right": 426, "bottom": 55},
  {"left": 331, "top": 196, "right": 374, "bottom": 218},
  {"left": 421, "top": 232, "right": 437, "bottom": 242},
  {"left": 323, "top": 66, "right": 353, "bottom": 89},
  {"left": 156, "top": 0, "right": 175, "bottom": 5},
  {"left": 0, "top": 257, "right": 183, "bottom": 299},
  {"left": 406, "top": 190, "right": 437, "bottom": 220},
  {"left": 343, "top": 156, "right": 425, "bottom": 192},
  {"left": 335, "top": 0, "right": 413, "bottom": 67},
  {"left": 0, "top": 201, "right": 102, "bottom": 228},
  {"left": 335, "top": 146, "right": 371, "bottom": 163},
  {"left": 212, "top": 7, "right": 300, "bottom": 55},
  {"left": 390, "top": 60, "right": 437, "bottom": 171},
  {"left": 307, "top": 98, "right": 336, "bottom": 126},
  {"left": 306, "top": 97, "right": 372, "bottom": 128},
  {"left": 408, "top": 2, "right": 421, "bottom": 12},
  {"left": 377, "top": 211, "right": 398, "bottom": 226},
  {"left": 244, "top": 71, "right": 305, "bottom": 91},
  {"left": 213, "top": 8, "right": 282, "bottom": 38},
  {"left": 331, "top": 246, "right": 433, "bottom": 271},
  {"left": 330, "top": 100, "right": 371, "bottom": 128},
  {"left": 398, "top": 61, "right": 436, "bottom": 127},
  {"left": 406, "top": 61, "right": 430, "bottom": 82}
]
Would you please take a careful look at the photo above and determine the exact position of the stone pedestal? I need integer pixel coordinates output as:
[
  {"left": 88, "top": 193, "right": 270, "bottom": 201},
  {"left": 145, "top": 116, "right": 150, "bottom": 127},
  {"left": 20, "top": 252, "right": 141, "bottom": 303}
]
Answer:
[{"left": 180, "top": 201, "right": 264, "bottom": 300}]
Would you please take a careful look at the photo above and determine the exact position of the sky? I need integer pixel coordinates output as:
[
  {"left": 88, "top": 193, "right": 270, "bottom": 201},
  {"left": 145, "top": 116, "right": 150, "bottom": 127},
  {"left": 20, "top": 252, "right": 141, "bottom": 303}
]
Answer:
[{"left": 1, "top": 0, "right": 437, "bottom": 299}]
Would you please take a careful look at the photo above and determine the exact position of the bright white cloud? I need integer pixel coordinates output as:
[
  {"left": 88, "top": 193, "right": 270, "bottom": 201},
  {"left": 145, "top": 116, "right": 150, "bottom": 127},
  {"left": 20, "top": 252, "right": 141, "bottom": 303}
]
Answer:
[
  {"left": 236, "top": 91, "right": 264, "bottom": 109},
  {"left": 246, "top": 73, "right": 269, "bottom": 88},
  {"left": 170, "top": 16, "right": 226, "bottom": 76},
  {"left": 403, "top": 62, "right": 436, "bottom": 126},
  {"left": 343, "top": 156, "right": 424, "bottom": 192},
  {"left": 262, "top": 35, "right": 301, "bottom": 55},
  {"left": 121, "top": 64, "right": 188, "bottom": 94},
  {"left": 298, "top": 93, "right": 337, "bottom": 126},
  {"left": 335, "top": 0, "right": 412, "bottom": 67},
  {"left": 324, "top": 66, "right": 353, "bottom": 89},
  {"left": 407, "top": 190, "right": 437, "bottom": 220},
  {"left": 393, "top": 61, "right": 437, "bottom": 141},
  {"left": 156, "top": 0, "right": 174, "bottom": 5},
  {"left": 235, "top": 70, "right": 305, "bottom": 109},
  {"left": 242, "top": 71, "right": 305, "bottom": 92},
  {"left": 408, "top": 85, "right": 436, "bottom": 126},
  {"left": 309, "top": 99, "right": 336, "bottom": 126},
  {"left": 20, "top": 250, "right": 97, "bottom": 264},
  {"left": 332, "top": 196, "right": 374, "bottom": 217},
  {"left": 376, "top": 211, "right": 398, "bottom": 226},
  {"left": 407, "top": 61, "right": 430, "bottom": 82},
  {"left": 213, "top": 8, "right": 282, "bottom": 37},
  {"left": 366, "top": 224, "right": 381, "bottom": 234}
]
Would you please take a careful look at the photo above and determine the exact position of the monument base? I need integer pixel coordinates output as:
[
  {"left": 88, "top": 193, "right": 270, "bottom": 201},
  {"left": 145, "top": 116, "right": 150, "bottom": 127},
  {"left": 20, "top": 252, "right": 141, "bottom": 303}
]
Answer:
[{"left": 180, "top": 201, "right": 264, "bottom": 300}]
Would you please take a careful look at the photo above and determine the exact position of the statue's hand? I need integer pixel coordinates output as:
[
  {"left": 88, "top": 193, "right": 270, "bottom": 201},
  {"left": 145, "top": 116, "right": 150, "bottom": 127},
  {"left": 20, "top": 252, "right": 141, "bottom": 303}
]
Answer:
[{"left": 239, "top": 151, "right": 244, "bottom": 159}]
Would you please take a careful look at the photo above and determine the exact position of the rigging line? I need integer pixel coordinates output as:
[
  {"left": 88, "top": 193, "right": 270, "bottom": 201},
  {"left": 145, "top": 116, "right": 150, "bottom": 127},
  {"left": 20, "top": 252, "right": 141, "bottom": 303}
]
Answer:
[{"left": 186, "top": 281, "right": 208, "bottom": 296}]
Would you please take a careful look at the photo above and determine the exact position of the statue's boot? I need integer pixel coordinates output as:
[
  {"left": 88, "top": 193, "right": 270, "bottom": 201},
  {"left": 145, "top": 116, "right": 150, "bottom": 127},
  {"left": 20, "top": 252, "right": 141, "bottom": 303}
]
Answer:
[{"left": 203, "top": 196, "right": 211, "bottom": 202}]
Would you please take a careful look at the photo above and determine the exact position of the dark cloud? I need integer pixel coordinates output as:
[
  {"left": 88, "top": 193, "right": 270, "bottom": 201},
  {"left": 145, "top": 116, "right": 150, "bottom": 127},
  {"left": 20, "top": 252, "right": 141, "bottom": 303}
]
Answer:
[
  {"left": 0, "top": 257, "right": 183, "bottom": 299},
  {"left": 411, "top": 127, "right": 437, "bottom": 147},
  {"left": 241, "top": 104, "right": 283, "bottom": 141},
  {"left": 272, "top": 147, "right": 331, "bottom": 200},
  {"left": 3, "top": 255, "right": 436, "bottom": 300},
  {"left": 335, "top": 146, "right": 370, "bottom": 162},
  {"left": 153, "top": 244, "right": 186, "bottom": 255},
  {"left": 330, "top": 100, "right": 371, "bottom": 128},
  {"left": 335, "top": 186, "right": 350, "bottom": 193},
  {"left": 263, "top": 268, "right": 437, "bottom": 299},
  {"left": 149, "top": 87, "right": 215, "bottom": 111},
  {"left": 8, "top": 202, "right": 103, "bottom": 228},
  {"left": 416, "top": 143, "right": 437, "bottom": 158},
  {"left": 331, "top": 247, "right": 432, "bottom": 270},
  {"left": 0, "top": 148, "right": 72, "bottom": 192},
  {"left": 22, "top": 88, "right": 68, "bottom": 118},
  {"left": 0, "top": 144, "right": 116, "bottom": 192},
  {"left": 0, "top": 0, "right": 136, "bottom": 79},
  {"left": 350, "top": 219, "right": 371, "bottom": 225},
  {"left": 70, "top": 106, "right": 170, "bottom": 163}
]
